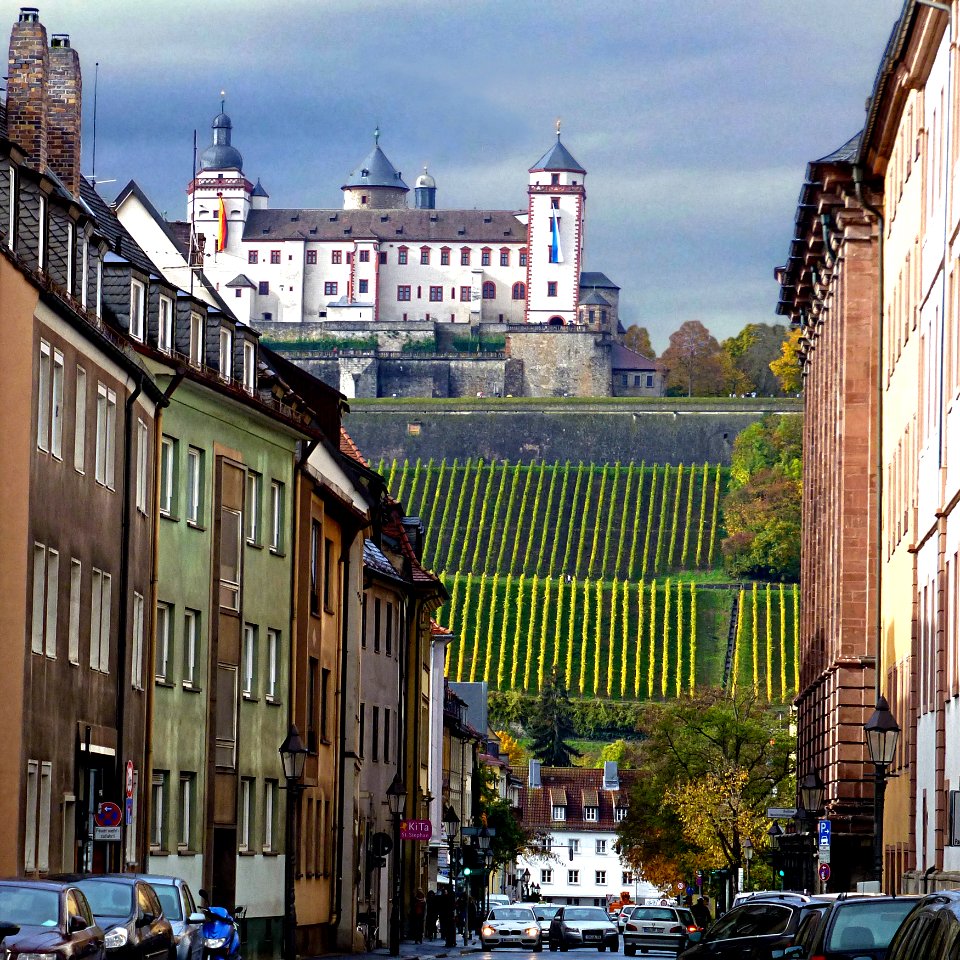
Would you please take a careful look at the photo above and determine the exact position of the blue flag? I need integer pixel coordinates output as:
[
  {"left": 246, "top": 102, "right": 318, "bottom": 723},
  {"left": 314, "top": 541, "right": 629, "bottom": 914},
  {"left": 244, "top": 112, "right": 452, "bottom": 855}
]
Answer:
[{"left": 551, "top": 214, "right": 564, "bottom": 264}]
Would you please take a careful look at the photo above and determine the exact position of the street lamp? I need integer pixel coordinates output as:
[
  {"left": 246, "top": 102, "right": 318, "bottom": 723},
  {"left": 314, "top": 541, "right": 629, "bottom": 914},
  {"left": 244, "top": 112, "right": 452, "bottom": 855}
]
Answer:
[
  {"left": 477, "top": 828, "right": 491, "bottom": 918},
  {"left": 865, "top": 696, "right": 901, "bottom": 885},
  {"left": 279, "top": 725, "right": 307, "bottom": 960},
  {"left": 742, "top": 839, "right": 753, "bottom": 892},
  {"left": 387, "top": 774, "right": 407, "bottom": 957},
  {"left": 520, "top": 867, "right": 531, "bottom": 901},
  {"left": 796, "top": 770, "right": 824, "bottom": 893},
  {"left": 531, "top": 882, "right": 541, "bottom": 902},
  {"left": 767, "top": 823, "right": 784, "bottom": 889},
  {"left": 442, "top": 806, "right": 460, "bottom": 948}
]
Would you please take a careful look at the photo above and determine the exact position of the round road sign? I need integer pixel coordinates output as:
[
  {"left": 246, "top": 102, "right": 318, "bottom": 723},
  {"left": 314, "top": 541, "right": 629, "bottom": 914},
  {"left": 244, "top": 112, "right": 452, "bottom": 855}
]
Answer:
[
  {"left": 95, "top": 801, "right": 122, "bottom": 828},
  {"left": 818, "top": 863, "right": 831, "bottom": 883}
]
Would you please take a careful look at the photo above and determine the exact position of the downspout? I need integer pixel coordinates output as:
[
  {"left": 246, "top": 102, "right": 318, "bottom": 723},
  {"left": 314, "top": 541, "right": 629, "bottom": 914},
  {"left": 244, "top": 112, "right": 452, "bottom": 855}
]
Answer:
[{"left": 853, "top": 165, "right": 884, "bottom": 703}]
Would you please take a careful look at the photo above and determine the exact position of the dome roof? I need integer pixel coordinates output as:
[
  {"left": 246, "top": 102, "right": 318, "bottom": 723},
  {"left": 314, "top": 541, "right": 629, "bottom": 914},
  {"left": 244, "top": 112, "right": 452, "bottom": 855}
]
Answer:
[
  {"left": 212, "top": 112, "right": 232, "bottom": 130},
  {"left": 530, "top": 136, "right": 585, "bottom": 174},
  {"left": 415, "top": 166, "right": 436, "bottom": 189},
  {"left": 200, "top": 142, "right": 243, "bottom": 172},
  {"left": 343, "top": 143, "right": 409, "bottom": 192}
]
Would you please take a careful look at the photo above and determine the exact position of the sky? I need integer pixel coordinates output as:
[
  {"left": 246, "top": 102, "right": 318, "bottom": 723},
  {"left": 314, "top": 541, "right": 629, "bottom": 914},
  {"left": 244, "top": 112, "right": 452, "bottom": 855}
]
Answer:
[{"left": 19, "top": 0, "right": 905, "bottom": 351}]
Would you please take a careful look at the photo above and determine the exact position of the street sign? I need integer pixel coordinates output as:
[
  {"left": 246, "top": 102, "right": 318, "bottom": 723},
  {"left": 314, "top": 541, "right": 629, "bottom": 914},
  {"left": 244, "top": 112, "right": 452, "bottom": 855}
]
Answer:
[
  {"left": 371, "top": 831, "right": 393, "bottom": 857},
  {"left": 400, "top": 819, "right": 433, "bottom": 841},
  {"left": 95, "top": 802, "right": 122, "bottom": 828},
  {"left": 818, "top": 845, "right": 831, "bottom": 864},
  {"left": 125, "top": 797, "right": 134, "bottom": 826},
  {"left": 767, "top": 807, "right": 797, "bottom": 819},
  {"left": 819, "top": 863, "right": 831, "bottom": 882},
  {"left": 125, "top": 761, "right": 134, "bottom": 799},
  {"left": 676, "top": 881, "right": 685, "bottom": 891},
  {"left": 818, "top": 819, "right": 831, "bottom": 846}
]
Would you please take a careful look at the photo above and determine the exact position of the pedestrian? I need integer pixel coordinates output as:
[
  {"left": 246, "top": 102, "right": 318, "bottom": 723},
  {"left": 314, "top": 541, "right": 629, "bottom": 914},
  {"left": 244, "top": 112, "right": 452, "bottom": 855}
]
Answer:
[
  {"left": 424, "top": 890, "right": 437, "bottom": 941},
  {"left": 691, "top": 896, "right": 711, "bottom": 929},
  {"left": 412, "top": 888, "right": 426, "bottom": 943},
  {"left": 439, "top": 887, "right": 457, "bottom": 947}
]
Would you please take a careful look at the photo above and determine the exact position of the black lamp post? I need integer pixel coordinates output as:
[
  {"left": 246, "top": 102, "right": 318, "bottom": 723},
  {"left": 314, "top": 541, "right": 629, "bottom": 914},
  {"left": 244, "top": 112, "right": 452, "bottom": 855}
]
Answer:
[
  {"left": 279, "top": 725, "right": 307, "bottom": 960},
  {"left": 742, "top": 839, "right": 753, "bottom": 892},
  {"left": 442, "top": 805, "right": 459, "bottom": 947},
  {"left": 520, "top": 867, "right": 531, "bottom": 901},
  {"left": 387, "top": 774, "right": 407, "bottom": 957},
  {"left": 531, "top": 882, "right": 541, "bottom": 902},
  {"left": 865, "top": 696, "right": 901, "bottom": 885},
  {"left": 796, "top": 770, "right": 824, "bottom": 892},
  {"left": 477, "top": 828, "right": 491, "bottom": 918},
  {"left": 767, "top": 823, "right": 783, "bottom": 888}
]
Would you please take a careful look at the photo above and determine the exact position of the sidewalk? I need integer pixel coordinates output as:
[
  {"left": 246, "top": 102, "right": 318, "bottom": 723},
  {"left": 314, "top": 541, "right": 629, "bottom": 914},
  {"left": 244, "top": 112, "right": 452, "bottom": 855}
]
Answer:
[{"left": 309, "top": 936, "right": 484, "bottom": 959}]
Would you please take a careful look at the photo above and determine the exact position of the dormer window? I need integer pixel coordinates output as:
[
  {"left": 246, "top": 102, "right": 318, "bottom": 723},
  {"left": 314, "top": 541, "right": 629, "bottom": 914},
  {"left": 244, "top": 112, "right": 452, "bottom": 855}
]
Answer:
[
  {"left": 189, "top": 313, "right": 204, "bottom": 368},
  {"left": 158, "top": 296, "right": 173, "bottom": 354},
  {"left": 615, "top": 807, "right": 627, "bottom": 822},
  {"left": 129, "top": 279, "right": 146, "bottom": 341},
  {"left": 551, "top": 805, "right": 566, "bottom": 821},
  {"left": 243, "top": 341, "right": 256, "bottom": 394},
  {"left": 584, "top": 806, "right": 598, "bottom": 822},
  {"left": 219, "top": 328, "right": 233, "bottom": 381}
]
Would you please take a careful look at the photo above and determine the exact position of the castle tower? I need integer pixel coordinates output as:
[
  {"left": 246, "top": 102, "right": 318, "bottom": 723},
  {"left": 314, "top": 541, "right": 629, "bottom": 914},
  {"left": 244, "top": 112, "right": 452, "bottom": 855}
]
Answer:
[
  {"left": 187, "top": 100, "right": 253, "bottom": 256},
  {"left": 414, "top": 166, "right": 437, "bottom": 209},
  {"left": 525, "top": 124, "right": 586, "bottom": 325},
  {"left": 342, "top": 127, "right": 409, "bottom": 210}
]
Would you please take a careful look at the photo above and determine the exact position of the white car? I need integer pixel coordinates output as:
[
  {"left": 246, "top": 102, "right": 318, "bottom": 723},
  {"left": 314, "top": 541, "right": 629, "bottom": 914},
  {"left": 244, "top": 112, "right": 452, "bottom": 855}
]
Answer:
[{"left": 481, "top": 905, "right": 543, "bottom": 952}]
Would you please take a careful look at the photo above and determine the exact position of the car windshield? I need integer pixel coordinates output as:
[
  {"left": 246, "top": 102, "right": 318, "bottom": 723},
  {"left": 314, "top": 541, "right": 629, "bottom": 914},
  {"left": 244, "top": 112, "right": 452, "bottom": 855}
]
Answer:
[
  {"left": 76, "top": 881, "right": 133, "bottom": 918},
  {"left": 535, "top": 906, "right": 560, "bottom": 920},
  {"left": 708, "top": 903, "right": 793, "bottom": 940},
  {"left": 152, "top": 885, "right": 182, "bottom": 921},
  {"left": 489, "top": 908, "right": 534, "bottom": 921},
  {"left": 564, "top": 908, "right": 608, "bottom": 922},
  {"left": 0, "top": 887, "right": 60, "bottom": 928},
  {"left": 825, "top": 899, "right": 917, "bottom": 951},
  {"left": 634, "top": 908, "right": 677, "bottom": 921}
]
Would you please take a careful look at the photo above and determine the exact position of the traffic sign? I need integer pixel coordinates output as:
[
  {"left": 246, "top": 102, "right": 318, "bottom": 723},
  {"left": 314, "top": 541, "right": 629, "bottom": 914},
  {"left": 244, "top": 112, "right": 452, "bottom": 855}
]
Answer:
[
  {"left": 818, "top": 819, "right": 831, "bottom": 847},
  {"left": 400, "top": 819, "right": 432, "bottom": 841},
  {"left": 125, "top": 761, "right": 134, "bottom": 799},
  {"left": 95, "top": 802, "right": 122, "bottom": 828},
  {"left": 125, "top": 797, "right": 134, "bottom": 826},
  {"left": 767, "top": 807, "right": 797, "bottom": 819},
  {"left": 676, "top": 881, "right": 685, "bottom": 891},
  {"left": 818, "top": 845, "right": 831, "bottom": 864},
  {"left": 819, "top": 863, "right": 831, "bottom": 882},
  {"left": 371, "top": 831, "right": 393, "bottom": 857}
]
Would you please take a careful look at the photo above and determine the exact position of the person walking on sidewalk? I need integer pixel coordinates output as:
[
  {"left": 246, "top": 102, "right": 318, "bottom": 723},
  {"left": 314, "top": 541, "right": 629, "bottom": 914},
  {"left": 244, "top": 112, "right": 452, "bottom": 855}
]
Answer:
[
  {"left": 424, "top": 890, "right": 438, "bottom": 941},
  {"left": 412, "top": 889, "right": 426, "bottom": 944},
  {"left": 439, "top": 887, "right": 456, "bottom": 948}
]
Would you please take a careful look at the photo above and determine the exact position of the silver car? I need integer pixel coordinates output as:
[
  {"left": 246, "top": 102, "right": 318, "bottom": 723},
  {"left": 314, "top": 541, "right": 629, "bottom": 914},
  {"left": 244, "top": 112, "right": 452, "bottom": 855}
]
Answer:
[
  {"left": 481, "top": 905, "right": 543, "bottom": 951},
  {"left": 129, "top": 875, "right": 204, "bottom": 960}
]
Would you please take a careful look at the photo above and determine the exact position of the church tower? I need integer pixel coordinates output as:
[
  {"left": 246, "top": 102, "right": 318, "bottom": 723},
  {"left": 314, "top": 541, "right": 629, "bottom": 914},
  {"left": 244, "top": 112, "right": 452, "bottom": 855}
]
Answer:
[
  {"left": 187, "top": 101, "right": 253, "bottom": 258},
  {"left": 525, "top": 125, "right": 585, "bottom": 325},
  {"left": 342, "top": 127, "right": 409, "bottom": 210}
]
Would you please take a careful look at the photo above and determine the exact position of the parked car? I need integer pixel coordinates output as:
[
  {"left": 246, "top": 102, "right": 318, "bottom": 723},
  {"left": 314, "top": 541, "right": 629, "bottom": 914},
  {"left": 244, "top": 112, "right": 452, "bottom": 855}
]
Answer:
[
  {"left": 73, "top": 876, "right": 175, "bottom": 960},
  {"left": 678, "top": 893, "right": 815, "bottom": 959},
  {"left": 127, "top": 876, "right": 204, "bottom": 960},
  {"left": 481, "top": 905, "right": 543, "bottom": 951},
  {"left": 786, "top": 894, "right": 917, "bottom": 960},
  {"left": 0, "top": 879, "right": 105, "bottom": 960},
  {"left": 623, "top": 904, "right": 700, "bottom": 956},
  {"left": 488, "top": 894, "right": 511, "bottom": 908},
  {"left": 548, "top": 905, "right": 619, "bottom": 952},
  {"left": 885, "top": 890, "right": 960, "bottom": 960}
]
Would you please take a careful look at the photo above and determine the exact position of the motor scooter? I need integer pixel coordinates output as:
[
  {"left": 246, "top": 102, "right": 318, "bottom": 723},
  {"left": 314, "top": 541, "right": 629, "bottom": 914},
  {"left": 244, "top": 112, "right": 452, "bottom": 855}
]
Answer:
[{"left": 197, "top": 891, "right": 241, "bottom": 960}]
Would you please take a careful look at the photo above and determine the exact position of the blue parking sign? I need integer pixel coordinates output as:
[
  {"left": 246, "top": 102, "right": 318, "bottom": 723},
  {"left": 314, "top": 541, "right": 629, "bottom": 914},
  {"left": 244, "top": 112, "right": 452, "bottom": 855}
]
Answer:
[{"left": 818, "top": 819, "right": 831, "bottom": 846}]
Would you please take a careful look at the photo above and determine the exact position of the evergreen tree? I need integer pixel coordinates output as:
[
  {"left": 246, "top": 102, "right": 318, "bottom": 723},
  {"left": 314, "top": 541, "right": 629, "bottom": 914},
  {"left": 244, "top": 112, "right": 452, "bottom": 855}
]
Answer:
[{"left": 527, "top": 668, "right": 582, "bottom": 767}]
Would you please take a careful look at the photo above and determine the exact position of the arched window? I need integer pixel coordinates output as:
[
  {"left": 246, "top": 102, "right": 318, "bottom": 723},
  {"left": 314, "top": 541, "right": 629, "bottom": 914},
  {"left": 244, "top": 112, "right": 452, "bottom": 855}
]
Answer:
[
  {"left": 512, "top": 282, "right": 526, "bottom": 300},
  {"left": 548, "top": 315, "right": 565, "bottom": 326},
  {"left": 482, "top": 281, "right": 496, "bottom": 300}
]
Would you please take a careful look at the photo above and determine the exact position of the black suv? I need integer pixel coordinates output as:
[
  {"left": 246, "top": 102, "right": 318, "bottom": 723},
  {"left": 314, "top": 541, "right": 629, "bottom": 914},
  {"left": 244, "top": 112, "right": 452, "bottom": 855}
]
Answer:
[
  {"left": 679, "top": 893, "right": 815, "bottom": 959},
  {"left": 786, "top": 894, "right": 917, "bottom": 960},
  {"left": 885, "top": 890, "right": 960, "bottom": 960}
]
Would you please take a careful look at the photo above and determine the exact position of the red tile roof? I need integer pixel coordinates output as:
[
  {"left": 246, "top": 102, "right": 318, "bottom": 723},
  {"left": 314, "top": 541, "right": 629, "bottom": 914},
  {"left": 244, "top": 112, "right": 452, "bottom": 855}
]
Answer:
[
  {"left": 339, "top": 427, "right": 368, "bottom": 467},
  {"left": 513, "top": 766, "right": 634, "bottom": 833}
]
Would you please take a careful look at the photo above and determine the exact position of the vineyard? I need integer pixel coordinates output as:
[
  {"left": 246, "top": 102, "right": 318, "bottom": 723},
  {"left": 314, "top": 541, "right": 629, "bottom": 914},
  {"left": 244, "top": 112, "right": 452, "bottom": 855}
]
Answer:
[{"left": 377, "top": 457, "right": 800, "bottom": 705}]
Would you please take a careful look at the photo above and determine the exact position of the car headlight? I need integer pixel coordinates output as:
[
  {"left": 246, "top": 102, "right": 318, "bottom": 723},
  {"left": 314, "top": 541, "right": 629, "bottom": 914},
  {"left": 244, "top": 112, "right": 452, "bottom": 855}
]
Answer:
[
  {"left": 566, "top": 926, "right": 580, "bottom": 934},
  {"left": 526, "top": 926, "right": 539, "bottom": 936},
  {"left": 481, "top": 926, "right": 495, "bottom": 937},
  {"left": 204, "top": 938, "right": 227, "bottom": 949},
  {"left": 104, "top": 927, "right": 129, "bottom": 950}
]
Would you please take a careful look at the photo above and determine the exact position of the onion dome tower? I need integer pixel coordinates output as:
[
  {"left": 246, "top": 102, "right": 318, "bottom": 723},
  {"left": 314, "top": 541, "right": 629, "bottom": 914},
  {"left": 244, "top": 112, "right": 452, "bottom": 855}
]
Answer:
[
  {"left": 414, "top": 166, "right": 437, "bottom": 209},
  {"left": 342, "top": 126, "right": 410, "bottom": 210}
]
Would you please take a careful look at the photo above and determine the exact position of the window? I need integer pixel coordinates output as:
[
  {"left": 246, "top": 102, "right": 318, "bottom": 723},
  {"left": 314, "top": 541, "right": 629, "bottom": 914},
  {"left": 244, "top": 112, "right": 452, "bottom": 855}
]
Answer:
[
  {"left": 359, "top": 702, "right": 365, "bottom": 758},
  {"left": 372, "top": 706, "right": 380, "bottom": 762},
  {"left": 584, "top": 806, "right": 598, "bottom": 822},
  {"left": 130, "top": 279, "right": 146, "bottom": 341},
  {"left": 552, "top": 805, "right": 566, "bottom": 821},
  {"left": 248, "top": 250, "right": 258, "bottom": 264},
  {"left": 481, "top": 248, "right": 491, "bottom": 266},
  {"left": 440, "top": 248, "right": 450, "bottom": 265},
  {"left": 220, "top": 507, "right": 242, "bottom": 610},
  {"left": 324, "top": 281, "right": 338, "bottom": 296},
  {"left": 622, "top": 872, "right": 633, "bottom": 886},
  {"left": 179, "top": 774, "right": 194, "bottom": 849},
  {"left": 551, "top": 197, "right": 560, "bottom": 209},
  {"left": 568, "top": 870, "right": 579, "bottom": 885},
  {"left": 358, "top": 279, "right": 368, "bottom": 294},
  {"left": 242, "top": 624, "right": 257, "bottom": 696},
  {"left": 246, "top": 471, "right": 261, "bottom": 544},
  {"left": 595, "top": 839, "right": 606, "bottom": 854},
  {"left": 307, "top": 657, "right": 318, "bottom": 750},
  {"left": 324, "top": 538, "right": 335, "bottom": 610},
  {"left": 155, "top": 601, "right": 171, "bottom": 682},
  {"left": 461, "top": 248, "right": 471, "bottom": 266},
  {"left": 243, "top": 341, "right": 256, "bottom": 394},
  {"left": 569, "top": 839, "right": 580, "bottom": 854},
  {"left": 74, "top": 366, "right": 86, "bottom": 472},
  {"left": 46, "top": 549, "right": 59, "bottom": 658},
  {"left": 24, "top": 760, "right": 38, "bottom": 871},
  {"left": 383, "top": 706, "right": 390, "bottom": 762},
  {"left": 541, "top": 869, "right": 552, "bottom": 884},
  {"left": 615, "top": 807, "right": 627, "bottom": 822},
  {"left": 512, "top": 282, "right": 526, "bottom": 300},
  {"left": 595, "top": 871, "right": 607, "bottom": 885},
  {"left": 95, "top": 383, "right": 116, "bottom": 488},
  {"left": 189, "top": 312, "right": 204, "bottom": 367},
  {"left": 89, "top": 568, "right": 111, "bottom": 672},
  {"left": 264, "top": 780, "right": 278, "bottom": 851},
  {"left": 398, "top": 247, "right": 408, "bottom": 265},
  {"left": 306, "top": 249, "right": 317, "bottom": 265},
  {"left": 219, "top": 328, "right": 232, "bottom": 380},
  {"left": 646, "top": 374, "right": 654, "bottom": 388},
  {"left": 321, "top": 667, "right": 331, "bottom": 742},
  {"left": 482, "top": 281, "right": 496, "bottom": 300},
  {"left": 215, "top": 664, "right": 238, "bottom": 767},
  {"left": 551, "top": 173, "right": 560, "bottom": 185},
  {"left": 397, "top": 285, "right": 411, "bottom": 301},
  {"left": 500, "top": 249, "right": 510, "bottom": 266},
  {"left": 266, "top": 629, "right": 279, "bottom": 700},
  {"left": 270, "top": 250, "right": 281, "bottom": 264},
  {"left": 310, "top": 520, "right": 321, "bottom": 615},
  {"left": 158, "top": 296, "right": 173, "bottom": 354},
  {"left": 51, "top": 348, "right": 64, "bottom": 458},
  {"left": 547, "top": 281, "right": 558, "bottom": 297},
  {"left": 332, "top": 250, "right": 342, "bottom": 264},
  {"left": 159, "top": 436, "right": 175, "bottom": 517},
  {"left": 374, "top": 598, "right": 381, "bottom": 653},
  {"left": 379, "top": 251, "right": 387, "bottom": 264},
  {"left": 124, "top": 588, "right": 145, "bottom": 690},
  {"left": 386, "top": 602, "right": 393, "bottom": 655},
  {"left": 135, "top": 419, "right": 149, "bottom": 513},
  {"left": 68, "top": 559, "right": 81, "bottom": 664},
  {"left": 420, "top": 247, "right": 430, "bottom": 265},
  {"left": 183, "top": 609, "right": 199, "bottom": 688},
  {"left": 31, "top": 545, "right": 59, "bottom": 659},
  {"left": 258, "top": 281, "right": 269, "bottom": 296},
  {"left": 150, "top": 772, "right": 167, "bottom": 850},
  {"left": 359, "top": 249, "right": 370, "bottom": 262},
  {"left": 186, "top": 447, "right": 203, "bottom": 524},
  {"left": 459, "top": 286, "right": 471, "bottom": 302},
  {"left": 270, "top": 480, "right": 284, "bottom": 552},
  {"left": 37, "top": 340, "right": 51, "bottom": 451}
]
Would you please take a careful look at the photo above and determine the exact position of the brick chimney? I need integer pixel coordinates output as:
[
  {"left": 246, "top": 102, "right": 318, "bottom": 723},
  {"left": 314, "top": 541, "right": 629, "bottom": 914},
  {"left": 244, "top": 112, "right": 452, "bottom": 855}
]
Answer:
[
  {"left": 6, "top": 7, "right": 49, "bottom": 169},
  {"left": 47, "top": 33, "right": 81, "bottom": 196}
]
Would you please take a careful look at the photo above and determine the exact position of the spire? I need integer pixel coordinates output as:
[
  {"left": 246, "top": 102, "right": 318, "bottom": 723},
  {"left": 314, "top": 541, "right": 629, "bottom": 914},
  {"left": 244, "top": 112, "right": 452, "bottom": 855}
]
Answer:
[
  {"left": 220, "top": 88, "right": 226, "bottom": 112},
  {"left": 556, "top": 117, "right": 561, "bottom": 140},
  {"left": 374, "top": 124, "right": 380, "bottom": 146}
]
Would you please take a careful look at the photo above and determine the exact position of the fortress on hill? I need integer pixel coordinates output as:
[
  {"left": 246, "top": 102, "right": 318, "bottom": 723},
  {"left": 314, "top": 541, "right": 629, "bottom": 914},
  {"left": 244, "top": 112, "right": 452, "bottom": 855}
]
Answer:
[{"left": 178, "top": 110, "right": 665, "bottom": 399}]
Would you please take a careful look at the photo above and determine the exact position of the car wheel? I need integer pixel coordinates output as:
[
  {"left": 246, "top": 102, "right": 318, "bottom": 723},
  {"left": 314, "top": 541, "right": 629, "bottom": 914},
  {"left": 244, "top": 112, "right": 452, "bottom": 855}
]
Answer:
[
  {"left": 624, "top": 947, "right": 635, "bottom": 957},
  {"left": 598, "top": 946, "right": 605, "bottom": 953},
  {"left": 534, "top": 943, "right": 543, "bottom": 953},
  {"left": 560, "top": 940, "right": 569, "bottom": 952}
]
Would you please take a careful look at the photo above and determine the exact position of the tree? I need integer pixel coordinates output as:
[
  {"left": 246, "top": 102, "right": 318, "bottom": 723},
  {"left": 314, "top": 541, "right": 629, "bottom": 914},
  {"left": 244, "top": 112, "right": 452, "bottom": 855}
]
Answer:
[
  {"left": 495, "top": 729, "right": 528, "bottom": 765},
  {"left": 659, "top": 320, "right": 729, "bottom": 397},
  {"left": 769, "top": 327, "right": 803, "bottom": 393},
  {"left": 526, "top": 667, "right": 582, "bottom": 766},
  {"left": 617, "top": 688, "right": 794, "bottom": 880},
  {"left": 723, "top": 324, "right": 791, "bottom": 396},
  {"left": 595, "top": 739, "right": 642, "bottom": 770},
  {"left": 624, "top": 325, "right": 655, "bottom": 359},
  {"left": 476, "top": 763, "right": 534, "bottom": 869}
]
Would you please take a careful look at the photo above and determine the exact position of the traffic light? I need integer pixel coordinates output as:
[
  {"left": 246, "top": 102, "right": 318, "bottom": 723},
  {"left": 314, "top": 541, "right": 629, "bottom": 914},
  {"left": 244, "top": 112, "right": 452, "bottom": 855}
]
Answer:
[{"left": 463, "top": 866, "right": 473, "bottom": 877}]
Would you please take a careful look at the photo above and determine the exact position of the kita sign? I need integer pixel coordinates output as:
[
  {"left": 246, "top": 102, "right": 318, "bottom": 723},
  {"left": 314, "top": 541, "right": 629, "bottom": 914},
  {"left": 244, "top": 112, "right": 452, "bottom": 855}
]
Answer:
[{"left": 400, "top": 819, "right": 432, "bottom": 841}]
